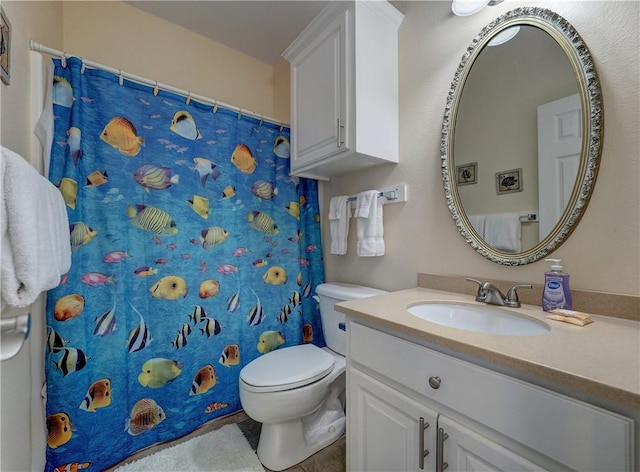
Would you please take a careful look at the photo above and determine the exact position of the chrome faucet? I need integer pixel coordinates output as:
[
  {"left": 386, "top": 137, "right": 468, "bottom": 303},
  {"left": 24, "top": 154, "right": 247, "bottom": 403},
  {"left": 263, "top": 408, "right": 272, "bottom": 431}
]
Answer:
[{"left": 466, "top": 278, "right": 532, "bottom": 308}]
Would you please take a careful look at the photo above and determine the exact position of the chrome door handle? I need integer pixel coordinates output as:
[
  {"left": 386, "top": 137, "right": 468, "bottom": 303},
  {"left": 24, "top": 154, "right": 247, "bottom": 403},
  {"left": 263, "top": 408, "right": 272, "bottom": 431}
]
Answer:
[
  {"left": 337, "top": 118, "right": 345, "bottom": 147},
  {"left": 418, "top": 417, "right": 430, "bottom": 469},
  {"left": 437, "top": 427, "right": 449, "bottom": 472}
]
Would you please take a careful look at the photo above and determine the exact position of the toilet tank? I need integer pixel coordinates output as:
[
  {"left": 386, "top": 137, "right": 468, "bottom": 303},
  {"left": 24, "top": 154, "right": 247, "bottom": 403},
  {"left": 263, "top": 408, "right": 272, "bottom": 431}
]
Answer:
[{"left": 315, "top": 282, "right": 388, "bottom": 356}]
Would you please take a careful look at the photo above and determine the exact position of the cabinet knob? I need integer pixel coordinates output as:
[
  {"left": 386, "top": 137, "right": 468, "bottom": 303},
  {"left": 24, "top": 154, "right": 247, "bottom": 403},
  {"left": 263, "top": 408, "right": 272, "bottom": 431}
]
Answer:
[{"left": 428, "top": 376, "right": 441, "bottom": 389}]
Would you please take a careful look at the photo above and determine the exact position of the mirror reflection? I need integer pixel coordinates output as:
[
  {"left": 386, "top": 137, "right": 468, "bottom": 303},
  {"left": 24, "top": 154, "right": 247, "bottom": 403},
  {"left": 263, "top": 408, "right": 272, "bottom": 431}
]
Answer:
[{"left": 454, "top": 25, "right": 579, "bottom": 252}]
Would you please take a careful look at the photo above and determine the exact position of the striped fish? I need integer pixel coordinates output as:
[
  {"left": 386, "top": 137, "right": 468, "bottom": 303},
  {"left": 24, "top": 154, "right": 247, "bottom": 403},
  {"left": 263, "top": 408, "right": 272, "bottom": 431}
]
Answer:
[
  {"left": 171, "top": 331, "right": 188, "bottom": 350},
  {"left": 246, "top": 210, "right": 279, "bottom": 235},
  {"left": 226, "top": 290, "right": 240, "bottom": 312},
  {"left": 247, "top": 288, "right": 264, "bottom": 327},
  {"left": 277, "top": 304, "right": 291, "bottom": 323},
  {"left": 200, "top": 226, "right": 229, "bottom": 250},
  {"left": 250, "top": 180, "right": 278, "bottom": 200},
  {"left": 200, "top": 318, "right": 222, "bottom": 337},
  {"left": 53, "top": 348, "right": 89, "bottom": 376},
  {"left": 133, "top": 164, "right": 179, "bottom": 192},
  {"left": 69, "top": 222, "right": 97, "bottom": 251},
  {"left": 302, "top": 282, "right": 312, "bottom": 298},
  {"left": 289, "top": 291, "right": 301, "bottom": 307},
  {"left": 127, "top": 303, "right": 152, "bottom": 353},
  {"left": 93, "top": 296, "right": 116, "bottom": 336},
  {"left": 179, "top": 322, "right": 192, "bottom": 337},
  {"left": 189, "top": 305, "right": 208, "bottom": 325},
  {"left": 46, "top": 327, "right": 68, "bottom": 354},
  {"left": 127, "top": 204, "right": 178, "bottom": 235}
]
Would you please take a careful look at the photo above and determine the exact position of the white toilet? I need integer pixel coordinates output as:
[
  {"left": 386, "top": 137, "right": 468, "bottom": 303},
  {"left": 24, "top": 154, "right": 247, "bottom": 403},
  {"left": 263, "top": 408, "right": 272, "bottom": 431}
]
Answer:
[{"left": 239, "top": 282, "right": 387, "bottom": 471}]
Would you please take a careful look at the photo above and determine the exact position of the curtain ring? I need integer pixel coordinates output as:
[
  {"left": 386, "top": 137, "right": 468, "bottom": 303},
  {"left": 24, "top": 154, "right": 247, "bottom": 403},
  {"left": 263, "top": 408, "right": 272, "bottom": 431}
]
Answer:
[
  {"left": 153, "top": 81, "right": 159, "bottom": 96},
  {"left": 60, "top": 53, "right": 67, "bottom": 68},
  {"left": 186, "top": 92, "right": 191, "bottom": 105},
  {"left": 237, "top": 108, "right": 242, "bottom": 120},
  {"left": 259, "top": 114, "right": 264, "bottom": 127},
  {"left": 213, "top": 100, "right": 218, "bottom": 114},
  {"left": 118, "top": 70, "right": 124, "bottom": 86},
  {"left": 80, "top": 60, "right": 86, "bottom": 74},
  {"left": 280, "top": 121, "right": 284, "bottom": 132}
]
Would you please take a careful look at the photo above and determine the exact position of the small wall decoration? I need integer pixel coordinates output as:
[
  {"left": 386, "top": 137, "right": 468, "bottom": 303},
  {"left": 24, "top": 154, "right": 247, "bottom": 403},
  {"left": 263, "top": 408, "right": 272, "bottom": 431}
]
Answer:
[
  {"left": 456, "top": 162, "right": 477, "bottom": 186},
  {"left": 0, "top": 6, "right": 10, "bottom": 85},
  {"left": 496, "top": 168, "right": 522, "bottom": 194}
]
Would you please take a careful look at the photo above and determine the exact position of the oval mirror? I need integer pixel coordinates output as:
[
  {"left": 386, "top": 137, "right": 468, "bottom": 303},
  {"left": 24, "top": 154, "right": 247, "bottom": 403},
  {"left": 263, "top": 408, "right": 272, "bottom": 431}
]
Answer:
[{"left": 441, "top": 7, "right": 603, "bottom": 265}]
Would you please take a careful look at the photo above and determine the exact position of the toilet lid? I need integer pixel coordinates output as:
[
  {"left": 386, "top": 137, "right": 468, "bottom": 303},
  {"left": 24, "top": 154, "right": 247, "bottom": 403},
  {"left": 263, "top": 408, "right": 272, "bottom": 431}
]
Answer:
[{"left": 240, "top": 344, "right": 335, "bottom": 391}]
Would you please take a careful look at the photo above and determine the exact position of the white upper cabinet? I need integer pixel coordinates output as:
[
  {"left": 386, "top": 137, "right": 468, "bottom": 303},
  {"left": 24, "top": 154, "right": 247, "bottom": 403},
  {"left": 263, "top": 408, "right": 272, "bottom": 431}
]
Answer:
[{"left": 282, "top": 1, "right": 404, "bottom": 180}]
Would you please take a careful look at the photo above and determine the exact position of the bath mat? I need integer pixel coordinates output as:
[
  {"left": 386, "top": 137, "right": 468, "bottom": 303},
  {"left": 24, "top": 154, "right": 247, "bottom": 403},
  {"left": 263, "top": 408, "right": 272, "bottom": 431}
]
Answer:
[{"left": 114, "top": 423, "right": 264, "bottom": 472}]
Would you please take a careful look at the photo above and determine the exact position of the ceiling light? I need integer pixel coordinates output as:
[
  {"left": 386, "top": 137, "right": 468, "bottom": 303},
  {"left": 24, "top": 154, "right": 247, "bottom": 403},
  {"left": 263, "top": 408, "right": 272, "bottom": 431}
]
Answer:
[
  {"left": 487, "top": 26, "right": 520, "bottom": 46},
  {"left": 451, "top": 0, "right": 504, "bottom": 17}
]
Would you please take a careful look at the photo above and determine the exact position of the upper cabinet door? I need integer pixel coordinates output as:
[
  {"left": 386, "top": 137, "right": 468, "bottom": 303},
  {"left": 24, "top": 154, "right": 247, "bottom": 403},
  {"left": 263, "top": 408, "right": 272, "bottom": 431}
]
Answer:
[
  {"left": 289, "top": 10, "right": 347, "bottom": 172},
  {"left": 283, "top": 1, "right": 403, "bottom": 180}
]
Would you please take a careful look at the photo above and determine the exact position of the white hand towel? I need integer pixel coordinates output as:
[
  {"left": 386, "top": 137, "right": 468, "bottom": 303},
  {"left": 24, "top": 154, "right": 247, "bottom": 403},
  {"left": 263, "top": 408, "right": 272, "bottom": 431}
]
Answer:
[
  {"left": 355, "top": 190, "right": 385, "bottom": 257},
  {"left": 1, "top": 146, "right": 72, "bottom": 307},
  {"left": 468, "top": 214, "right": 486, "bottom": 237},
  {"left": 328, "top": 196, "right": 350, "bottom": 255},
  {"left": 484, "top": 213, "right": 521, "bottom": 253}
]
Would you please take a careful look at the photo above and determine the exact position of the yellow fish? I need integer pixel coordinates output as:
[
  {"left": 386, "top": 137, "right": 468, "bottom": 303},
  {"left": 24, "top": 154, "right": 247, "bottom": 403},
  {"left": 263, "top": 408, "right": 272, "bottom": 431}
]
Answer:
[
  {"left": 58, "top": 178, "right": 77, "bottom": 209},
  {"left": 54, "top": 294, "right": 85, "bottom": 322},
  {"left": 221, "top": 186, "right": 236, "bottom": 199},
  {"left": 273, "top": 136, "right": 290, "bottom": 159},
  {"left": 79, "top": 379, "right": 112, "bottom": 412},
  {"left": 199, "top": 279, "right": 220, "bottom": 299},
  {"left": 303, "top": 324, "right": 314, "bottom": 343},
  {"left": 219, "top": 344, "right": 240, "bottom": 367},
  {"left": 263, "top": 266, "right": 287, "bottom": 285},
  {"left": 150, "top": 275, "right": 187, "bottom": 300},
  {"left": 286, "top": 201, "right": 300, "bottom": 220},
  {"left": 100, "top": 116, "right": 144, "bottom": 156},
  {"left": 47, "top": 412, "right": 73, "bottom": 448},
  {"left": 86, "top": 170, "right": 108, "bottom": 187},
  {"left": 126, "top": 398, "right": 166, "bottom": 436},
  {"left": 247, "top": 210, "right": 279, "bottom": 235},
  {"left": 257, "top": 330, "right": 285, "bottom": 354},
  {"left": 138, "top": 358, "right": 183, "bottom": 388},
  {"left": 188, "top": 195, "right": 210, "bottom": 219},
  {"left": 231, "top": 143, "right": 256, "bottom": 174},
  {"left": 127, "top": 204, "right": 178, "bottom": 235},
  {"left": 170, "top": 110, "right": 202, "bottom": 140},
  {"left": 189, "top": 364, "right": 217, "bottom": 396},
  {"left": 69, "top": 222, "right": 97, "bottom": 252},
  {"left": 200, "top": 226, "right": 229, "bottom": 250}
]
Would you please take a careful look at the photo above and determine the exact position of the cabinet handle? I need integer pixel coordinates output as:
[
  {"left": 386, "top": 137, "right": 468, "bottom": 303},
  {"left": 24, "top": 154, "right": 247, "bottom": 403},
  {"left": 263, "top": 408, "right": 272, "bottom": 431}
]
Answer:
[
  {"left": 337, "top": 118, "right": 345, "bottom": 148},
  {"left": 437, "top": 427, "right": 449, "bottom": 472},
  {"left": 418, "top": 417, "right": 430, "bottom": 470},
  {"left": 428, "top": 376, "right": 441, "bottom": 389}
]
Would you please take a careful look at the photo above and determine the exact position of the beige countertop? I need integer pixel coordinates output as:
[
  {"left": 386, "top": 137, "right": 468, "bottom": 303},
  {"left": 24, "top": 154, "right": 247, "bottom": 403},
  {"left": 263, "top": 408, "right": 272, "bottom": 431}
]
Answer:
[{"left": 336, "top": 287, "right": 640, "bottom": 409}]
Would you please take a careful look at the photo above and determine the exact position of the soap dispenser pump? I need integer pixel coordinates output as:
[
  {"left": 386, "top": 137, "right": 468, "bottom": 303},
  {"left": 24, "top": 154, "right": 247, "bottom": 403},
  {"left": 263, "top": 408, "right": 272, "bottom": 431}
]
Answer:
[{"left": 542, "top": 258, "right": 573, "bottom": 312}]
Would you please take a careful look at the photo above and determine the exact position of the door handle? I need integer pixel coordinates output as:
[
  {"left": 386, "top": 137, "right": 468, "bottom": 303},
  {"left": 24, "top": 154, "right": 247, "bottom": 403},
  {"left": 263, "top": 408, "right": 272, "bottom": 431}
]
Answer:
[
  {"left": 418, "top": 417, "right": 430, "bottom": 469},
  {"left": 436, "top": 427, "right": 449, "bottom": 472},
  {"left": 337, "top": 118, "right": 345, "bottom": 147}
]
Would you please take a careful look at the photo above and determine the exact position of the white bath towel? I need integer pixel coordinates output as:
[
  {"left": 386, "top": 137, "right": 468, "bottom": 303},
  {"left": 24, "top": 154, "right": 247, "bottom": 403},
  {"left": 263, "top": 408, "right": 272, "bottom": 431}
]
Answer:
[
  {"left": 484, "top": 213, "right": 521, "bottom": 253},
  {"left": 468, "top": 214, "right": 486, "bottom": 237},
  {"left": 328, "top": 196, "right": 350, "bottom": 255},
  {"left": 354, "top": 190, "right": 384, "bottom": 257},
  {"left": 1, "top": 146, "right": 71, "bottom": 307}
]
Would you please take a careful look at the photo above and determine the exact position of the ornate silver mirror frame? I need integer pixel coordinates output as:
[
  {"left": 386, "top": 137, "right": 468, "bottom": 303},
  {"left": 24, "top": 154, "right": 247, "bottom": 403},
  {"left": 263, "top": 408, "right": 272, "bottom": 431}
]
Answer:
[{"left": 441, "top": 7, "right": 603, "bottom": 265}]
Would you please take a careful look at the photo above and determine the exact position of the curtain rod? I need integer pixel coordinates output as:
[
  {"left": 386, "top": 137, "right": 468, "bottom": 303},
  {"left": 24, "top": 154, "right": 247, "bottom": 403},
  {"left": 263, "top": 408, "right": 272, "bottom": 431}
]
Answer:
[{"left": 29, "top": 40, "right": 290, "bottom": 129}]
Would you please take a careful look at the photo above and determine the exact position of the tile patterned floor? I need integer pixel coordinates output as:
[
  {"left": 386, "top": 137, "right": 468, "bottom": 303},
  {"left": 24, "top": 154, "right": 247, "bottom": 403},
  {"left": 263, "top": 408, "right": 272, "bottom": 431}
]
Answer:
[{"left": 108, "top": 410, "right": 346, "bottom": 472}]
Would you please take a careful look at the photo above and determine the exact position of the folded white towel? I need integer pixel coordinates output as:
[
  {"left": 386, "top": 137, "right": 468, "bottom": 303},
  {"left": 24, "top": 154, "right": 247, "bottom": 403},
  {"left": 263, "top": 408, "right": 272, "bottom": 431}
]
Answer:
[
  {"left": 484, "top": 213, "right": 521, "bottom": 253},
  {"left": 1, "top": 146, "right": 72, "bottom": 308},
  {"left": 328, "top": 196, "right": 350, "bottom": 255},
  {"left": 355, "top": 190, "right": 384, "bottom": 257},
  {"left": 468, "top": 214, "right": 486, "bottom": 237}
]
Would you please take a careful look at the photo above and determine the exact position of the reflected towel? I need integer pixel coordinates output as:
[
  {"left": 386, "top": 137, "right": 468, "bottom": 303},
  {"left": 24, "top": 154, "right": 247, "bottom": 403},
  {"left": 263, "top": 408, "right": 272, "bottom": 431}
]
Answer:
[
  {"left": 468, "top": 214, "right": 486, "bottom": 237},
  {"left": 328, "top": 196, "right": 350, "bottom": 255},
  {"left": 354, "top": 190, "right": 384, "bottom": 257},
  {"left": 484, "top": 213, "right": 521, "bottom": 253},
  {"left": 1, "top": 146, "right": 71, "bottom": 307}
]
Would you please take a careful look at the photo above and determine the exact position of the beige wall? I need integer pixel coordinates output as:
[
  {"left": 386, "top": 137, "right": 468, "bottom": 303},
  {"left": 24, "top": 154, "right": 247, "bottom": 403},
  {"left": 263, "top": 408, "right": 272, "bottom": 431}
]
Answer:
[{"left": 322, "top": 0, "right": 640, "bottom": 297}]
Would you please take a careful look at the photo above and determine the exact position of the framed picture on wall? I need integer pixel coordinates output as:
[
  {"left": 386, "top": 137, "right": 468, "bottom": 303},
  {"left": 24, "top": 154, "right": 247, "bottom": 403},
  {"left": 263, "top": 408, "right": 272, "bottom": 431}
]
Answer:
[
  {"left": 0, "top": 6, "right": 10, "bottom": 85},
  {"left": 496, "top": 168, "right": 523, "bottom": 194},
  {"left": 456, "top": 162, "right": 477, "bottom": 186}
]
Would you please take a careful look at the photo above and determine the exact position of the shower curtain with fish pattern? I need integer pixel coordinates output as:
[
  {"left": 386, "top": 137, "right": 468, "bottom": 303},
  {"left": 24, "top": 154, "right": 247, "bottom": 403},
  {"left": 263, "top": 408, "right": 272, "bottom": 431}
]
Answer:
[{"left": 43, "top": 56, "right": 325, "bottom": 471}]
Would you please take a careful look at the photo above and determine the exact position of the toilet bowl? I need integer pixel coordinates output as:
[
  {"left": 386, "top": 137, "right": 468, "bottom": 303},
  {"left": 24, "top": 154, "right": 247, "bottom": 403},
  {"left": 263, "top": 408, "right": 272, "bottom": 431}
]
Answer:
[{"left": 239, "top": 282, "right": 387, "bottom": 471}]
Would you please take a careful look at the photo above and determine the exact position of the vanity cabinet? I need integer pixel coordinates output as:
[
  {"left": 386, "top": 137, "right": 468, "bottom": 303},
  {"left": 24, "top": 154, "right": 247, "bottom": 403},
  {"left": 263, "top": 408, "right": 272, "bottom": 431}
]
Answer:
[
  {"left": 282, "top": 1, "right": 403, "bottom": 180},
  {"left": 347, "top": 321, "right": 635, "bottom": 471}
]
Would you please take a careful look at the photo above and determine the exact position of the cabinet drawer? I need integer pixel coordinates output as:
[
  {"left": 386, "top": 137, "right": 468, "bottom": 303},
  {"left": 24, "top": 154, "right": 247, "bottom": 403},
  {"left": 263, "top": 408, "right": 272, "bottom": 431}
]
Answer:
[{"left": 349, "top": 321, "right": 634, "bottom": 472}]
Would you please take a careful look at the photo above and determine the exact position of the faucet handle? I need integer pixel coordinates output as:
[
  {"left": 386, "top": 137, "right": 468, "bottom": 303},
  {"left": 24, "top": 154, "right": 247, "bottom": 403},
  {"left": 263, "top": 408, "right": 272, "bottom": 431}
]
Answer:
[
  {"left": 505, "top": 284, "right": 533, "bottom": 308},
  {"left": 466, "top": 278, "right": 485, "bottom": 301}
]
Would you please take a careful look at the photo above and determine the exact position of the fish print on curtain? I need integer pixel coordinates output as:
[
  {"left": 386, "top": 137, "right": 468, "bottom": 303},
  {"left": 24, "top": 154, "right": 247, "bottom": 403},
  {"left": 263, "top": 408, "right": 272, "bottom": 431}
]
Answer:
[{"left": 44, "top": 56, "right": 324, "bottom": 471}]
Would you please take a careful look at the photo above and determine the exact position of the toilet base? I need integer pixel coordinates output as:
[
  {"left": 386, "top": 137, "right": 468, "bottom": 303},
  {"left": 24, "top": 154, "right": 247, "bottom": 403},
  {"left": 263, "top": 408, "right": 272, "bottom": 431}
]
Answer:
[{"left": 256, "top": 415, "right": 345, "bottom": 471}]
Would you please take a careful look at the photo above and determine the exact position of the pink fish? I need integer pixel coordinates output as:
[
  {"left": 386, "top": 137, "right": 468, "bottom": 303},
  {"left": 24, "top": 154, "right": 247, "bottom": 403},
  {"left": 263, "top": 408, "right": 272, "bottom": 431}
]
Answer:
[
  {"left": 81, "top": 273, "right": 115, "bottom": 286},
  {"left": 305, "top": 245, "right": 317, "bottom": 253},
  {"left": 60, "top": 273, "right": 68, "bottom": 286},
  {"left": 166, "top": 243, "right": 177, "bottom": 250},
  {"left": 103, "top": 251, "right": 130, "bottom": 263},
  {"left": 152, "top": 237, "right": 162, "bottom": 245},
  {"left": 217, "top": 264, "right": 238, "bottom": 275},
  {"left": 200, "top": 261, "right": 207, "bottom": 273},
  {"left": 298, "top": 258, "right": 310, "bottom": 267},
  {"left": 233, "top": 247, "right": 249, "bottom": 257},
  {"left": 182, "top": 253, "right": 192, "bottom": 260},
  {"left": 155, "top": 258, "right": 168, "bottom": 265}
]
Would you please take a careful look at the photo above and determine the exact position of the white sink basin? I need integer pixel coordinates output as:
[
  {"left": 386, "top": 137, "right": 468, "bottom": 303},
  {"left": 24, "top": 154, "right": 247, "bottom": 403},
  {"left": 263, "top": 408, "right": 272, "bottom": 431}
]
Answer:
[{"left": 407, "top": 302, "right": 549, "bottom": 336}]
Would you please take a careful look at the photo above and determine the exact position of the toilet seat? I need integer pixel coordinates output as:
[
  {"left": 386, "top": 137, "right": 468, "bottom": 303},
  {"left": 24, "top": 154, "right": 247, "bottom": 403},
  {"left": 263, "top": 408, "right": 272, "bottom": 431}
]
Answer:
[{"left": 240, "top": 344, "right": 335, "bottom": 393}]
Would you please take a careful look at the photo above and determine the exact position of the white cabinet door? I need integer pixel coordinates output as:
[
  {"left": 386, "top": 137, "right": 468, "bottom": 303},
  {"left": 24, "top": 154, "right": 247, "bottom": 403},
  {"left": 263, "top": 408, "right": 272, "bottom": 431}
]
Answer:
[
  {"left": 289, "top": 10, "right": 346, "bottom": 171},
  {"left": 349, "top": 368, "right": 437, "bottom": 472},
  {"left": 438, "top": 416, "right": 546, "bottom": 472}
]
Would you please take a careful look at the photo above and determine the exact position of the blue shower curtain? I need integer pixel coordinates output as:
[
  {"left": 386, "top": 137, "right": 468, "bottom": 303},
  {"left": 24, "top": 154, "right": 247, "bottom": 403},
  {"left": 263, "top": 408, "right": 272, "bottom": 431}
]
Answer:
[{"left": 44, "top": 57, "right": 324, "bottom": 471}]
